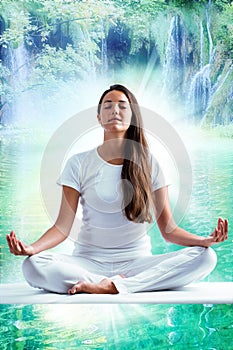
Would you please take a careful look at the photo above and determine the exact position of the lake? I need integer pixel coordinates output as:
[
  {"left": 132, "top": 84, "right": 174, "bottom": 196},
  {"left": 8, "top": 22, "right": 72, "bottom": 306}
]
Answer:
[{"left": 0, "top": 125, "right": 232, "bottom": 349}]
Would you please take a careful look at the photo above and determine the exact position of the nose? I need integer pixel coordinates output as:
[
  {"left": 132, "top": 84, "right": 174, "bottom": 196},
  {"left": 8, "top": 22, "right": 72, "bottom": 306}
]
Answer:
[{"left": 112, "top": 103, "right": 119, "bottom": 114}]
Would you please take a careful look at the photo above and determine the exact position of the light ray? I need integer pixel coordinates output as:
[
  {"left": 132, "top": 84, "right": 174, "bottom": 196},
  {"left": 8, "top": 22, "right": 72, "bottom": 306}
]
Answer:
[{"left": 138, "top": 47, "right": 158, "bottom": 98}]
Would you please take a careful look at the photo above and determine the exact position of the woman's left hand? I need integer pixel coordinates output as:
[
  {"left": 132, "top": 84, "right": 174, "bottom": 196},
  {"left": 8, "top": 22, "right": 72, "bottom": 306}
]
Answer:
[{"left": 205, "top": 218, "right": 228, "bottom": 246}]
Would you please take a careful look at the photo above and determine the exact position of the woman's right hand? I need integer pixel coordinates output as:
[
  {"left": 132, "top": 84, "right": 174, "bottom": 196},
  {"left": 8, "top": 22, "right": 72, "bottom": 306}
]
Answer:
[{"left": 6, "top": 231, "right": 35, "bottom": 256}]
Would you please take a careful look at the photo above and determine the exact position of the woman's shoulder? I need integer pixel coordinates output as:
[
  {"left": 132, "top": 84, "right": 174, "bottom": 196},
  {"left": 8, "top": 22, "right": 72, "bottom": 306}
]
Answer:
[
  {"left": 68, "top": 147, "right": 97, "bottom": 165},
  {"left": 148, "top": 151, "right": 160, "bottom": 167}
]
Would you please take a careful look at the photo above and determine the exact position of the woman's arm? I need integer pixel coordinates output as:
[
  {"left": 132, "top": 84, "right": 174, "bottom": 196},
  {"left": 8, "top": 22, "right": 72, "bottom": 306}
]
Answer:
[
  {"left": 6, "top": 186, "right": 80, "bottom": 256},
  {"left": 153, "top": 186, "right": 228, "bottom": 247}
]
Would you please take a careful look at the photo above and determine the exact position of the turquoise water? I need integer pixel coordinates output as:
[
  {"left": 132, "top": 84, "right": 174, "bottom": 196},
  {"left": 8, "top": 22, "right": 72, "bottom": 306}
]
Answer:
[
  {"left": 0, "top": 127, "right": 233, "bottom": 348},
  {"left": 0, "top": 304, "right": 233, "bottom": 349}
]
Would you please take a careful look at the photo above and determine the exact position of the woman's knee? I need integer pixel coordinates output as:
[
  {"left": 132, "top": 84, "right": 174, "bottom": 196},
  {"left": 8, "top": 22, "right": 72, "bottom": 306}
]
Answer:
[
  {"left": 202, "top": 247, "right": 217, "bottom": 271},
  {"left": 22, "top": 254, "right": 44, "bottom": 287},
  {"left": 193, "top": 246, "right": 217, "bottom": 274}
]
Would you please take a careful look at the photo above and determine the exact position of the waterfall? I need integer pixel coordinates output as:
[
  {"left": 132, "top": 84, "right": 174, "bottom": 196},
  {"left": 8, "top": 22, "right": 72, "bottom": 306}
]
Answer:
[
  {"left": 6, "top": 44, "right": 35, "bottom": 125},
  {"left": 200, "top": 21, "right": 204, "bottom": 69},
  {"left": 187, "top": 1, "right": 214, "bottom": 121},
  {"left": 206, "top": 0, "right": 214, "bottom": 63},
  {"left": 100, "top": 20, "right": 108, "bottom": 75},
  {"left": 83, "top": 27, "right": 96, "bottom": 80},
  {"left": 165, "top": 16, "right": 184, "bottom": 68},
  {"left": 162, "top": 15, "right": 186, "bottom": 96},
  {"left": 188, "top": 64, "right": 211, "bottom": 120}
]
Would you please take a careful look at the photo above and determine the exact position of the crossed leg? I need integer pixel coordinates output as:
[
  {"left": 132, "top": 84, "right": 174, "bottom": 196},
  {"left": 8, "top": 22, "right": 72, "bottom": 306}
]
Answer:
[{"left": 22, "top": 247, "right": 217, "bottom": 295}]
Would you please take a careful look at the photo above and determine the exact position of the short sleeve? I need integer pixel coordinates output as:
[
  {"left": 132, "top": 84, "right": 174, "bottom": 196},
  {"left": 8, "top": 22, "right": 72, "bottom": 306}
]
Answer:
[
  {"left": 57, "top": 155, "right": 81, "bottom": 192},
  {"left": 150, "top": 153, "right": 169, "bottom": 191}
]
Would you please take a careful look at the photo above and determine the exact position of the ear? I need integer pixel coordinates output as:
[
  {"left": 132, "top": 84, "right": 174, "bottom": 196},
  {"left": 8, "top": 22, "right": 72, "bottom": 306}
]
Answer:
[{"left": 97, "top": 114, "right": 101, "bottom": 124}]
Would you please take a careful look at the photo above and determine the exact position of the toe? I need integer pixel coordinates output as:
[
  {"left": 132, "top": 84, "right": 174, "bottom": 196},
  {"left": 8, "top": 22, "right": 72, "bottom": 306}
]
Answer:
[{"left": 68, "top": 285, "right": 77, "bottom": 295}]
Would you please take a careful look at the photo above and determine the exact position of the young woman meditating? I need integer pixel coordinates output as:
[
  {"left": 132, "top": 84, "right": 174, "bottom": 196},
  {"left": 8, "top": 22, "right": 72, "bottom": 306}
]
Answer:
[{"left": 6, "top": 84, "right": 228, "bottom": 295}]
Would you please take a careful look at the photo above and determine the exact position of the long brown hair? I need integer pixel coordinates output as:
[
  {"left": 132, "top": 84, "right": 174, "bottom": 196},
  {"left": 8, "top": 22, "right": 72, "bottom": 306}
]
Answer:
[{"left": 97, "top": 84, "right": 153, "bottom": 223}]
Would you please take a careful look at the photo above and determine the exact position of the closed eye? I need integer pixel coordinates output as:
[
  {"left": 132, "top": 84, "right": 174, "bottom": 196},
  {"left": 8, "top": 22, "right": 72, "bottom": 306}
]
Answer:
[{"left": 103, "top": 102, "right": 129, "bottom": 110}]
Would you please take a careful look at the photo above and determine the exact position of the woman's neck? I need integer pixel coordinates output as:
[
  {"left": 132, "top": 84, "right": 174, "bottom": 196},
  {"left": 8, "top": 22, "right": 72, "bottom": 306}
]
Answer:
[{"left": 98, "top": 136, "right": 126, "bottom": 165}]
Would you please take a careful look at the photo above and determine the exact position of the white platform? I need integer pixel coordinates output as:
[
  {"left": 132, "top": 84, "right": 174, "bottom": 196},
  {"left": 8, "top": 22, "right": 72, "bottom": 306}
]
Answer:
[{"left": 0, "top": 282, "right": 233, "bottom": 304}]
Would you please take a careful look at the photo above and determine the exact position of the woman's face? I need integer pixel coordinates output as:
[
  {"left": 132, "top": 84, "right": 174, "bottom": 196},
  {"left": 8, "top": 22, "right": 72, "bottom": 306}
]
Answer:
[{"left": 97, "top": 90, "right": 132, "bottom": 135}]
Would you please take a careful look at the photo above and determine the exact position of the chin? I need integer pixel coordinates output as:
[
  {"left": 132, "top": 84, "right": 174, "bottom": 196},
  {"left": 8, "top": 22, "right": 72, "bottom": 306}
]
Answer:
[{"left": 111, "top": 128, "right": 129, "bottom": 134}]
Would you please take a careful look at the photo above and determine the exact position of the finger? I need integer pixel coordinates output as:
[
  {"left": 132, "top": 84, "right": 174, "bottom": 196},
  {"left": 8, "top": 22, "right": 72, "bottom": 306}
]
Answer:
[
  {"left": 10, "top": 231, "right": 16, "bottom": 239},
  {"left": 11, "top": 238, "right": 22, "bottom": 255},
  {"left": 7, "top": 232, "right": 24, "bottom": 255},
  {"left": 10, "top": 235, "right": 18, "bottom": 248},
  {"left": 7, "top": 235, "right": 18, "bottom": 254},
  {"left": 223, "top": 220, "right": 228, "bottom": 241},
  {"left": 18, "top": 240, "right": 28, "bottom": 255},
  {"left": 224, "top": 219, "right": 228, "bottom": 234},
  {"left": 214, "top": 221, "right": 227, "bottom": 242},
  {"left": 16, "top": 240, "right": 23, "bottom": 254},
  {"left": 213, "top": 227, "right": 218, "bottom": 238},
  {"left": 216, "top": 224, "right": 223, "bottom": 241},
  {"left": 218, "top": 218, "right": 223, "bottom": 231},
  {"left": 12, "top": 233, "right": 18, "bottom": 246},
  {"left": 220, "top": 221, "right": 224, "bottom": 234},
  {"left": 6, "top": 234, "right": 11, "bottom": 245},
  {"left": 219, "top": 222, "right": 225, "bottom": 241},
  {"left": 221, "top": 221, "right": 228, "bottom": 240},
  {"left": 6, "top": 235, "right": 14, "bottom": 254},
  {"left": 213, "top": 227, "right": 220, "bottom": 242}
]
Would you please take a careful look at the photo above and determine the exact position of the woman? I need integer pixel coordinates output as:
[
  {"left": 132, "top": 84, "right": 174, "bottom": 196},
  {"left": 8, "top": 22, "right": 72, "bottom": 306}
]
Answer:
[{"left": 6, "top": 84, "right": 228, "bottom": 295}]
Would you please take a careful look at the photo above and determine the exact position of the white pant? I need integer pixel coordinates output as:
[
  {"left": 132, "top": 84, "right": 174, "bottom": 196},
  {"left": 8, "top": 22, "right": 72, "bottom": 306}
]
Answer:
[{"left": 22, "top": 246, "right": 217, "bottom": 294}]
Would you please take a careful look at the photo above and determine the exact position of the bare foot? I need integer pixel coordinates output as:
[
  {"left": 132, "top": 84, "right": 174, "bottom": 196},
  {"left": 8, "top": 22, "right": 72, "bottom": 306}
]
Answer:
[{"left": 68, "top": 278, "right": 119, "bottom": 295}]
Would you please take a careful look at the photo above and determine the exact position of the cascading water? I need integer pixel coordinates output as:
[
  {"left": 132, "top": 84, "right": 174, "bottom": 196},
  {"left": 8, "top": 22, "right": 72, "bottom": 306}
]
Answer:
[
  {"left": 162, "top": 15, "right": 186, "bottom": 97},
  {"left": 0, "top": 0, "right": 231, "bottom": 128},
  {"left": 200, "top": 21, "right": 204, "bottom": 69},
  {"left": 187, "top": 1, "right": 213, "bottom": 122},
  {"left": 206, "top": 0, "right": 214, "bottom": 64},
  {"left": 81, "top": 27, "right": 97, "bottom": 80},
  {"left": 100, "top": 20, "right": 108, "bottom": 75},
  {"left": 188, "top": 64, "right": 211, "bottom": 120},
  {"left": 6, "top": 44, "right": 35, "bottom": 126}
]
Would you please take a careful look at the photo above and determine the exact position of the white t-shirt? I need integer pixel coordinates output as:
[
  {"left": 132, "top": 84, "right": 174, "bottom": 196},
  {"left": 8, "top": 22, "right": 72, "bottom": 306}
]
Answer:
[{"left": 57, "top": 147, "right": 167, "bottom": 261}]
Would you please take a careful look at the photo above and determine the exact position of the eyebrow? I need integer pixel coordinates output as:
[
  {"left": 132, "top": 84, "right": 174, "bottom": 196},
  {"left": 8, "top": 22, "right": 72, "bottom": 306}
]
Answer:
[{"left": 103, "top": 99, "right": 128, "bottom": 103}]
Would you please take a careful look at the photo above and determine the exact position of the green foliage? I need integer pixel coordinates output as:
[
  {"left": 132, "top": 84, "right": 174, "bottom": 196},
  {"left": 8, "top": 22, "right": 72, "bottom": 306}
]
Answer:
[
  {"left": 0, "top": 0, "right": 232, "bottom": 127},
  {"left": 203, "top": 60, "right": 233, "bottom": 126},
  {"left": 212, "top": 124, "right": 233, "bottom": 138},
  {"left": 32, "top": 43, "right": 99, "bottom": 85},
  {"left": 0, "top": 1, "right": 31, "bottom": 48},
  {"left": 213, "top": 0, "right": 232, "bottom": 10},
  {"left": 0, "top": 0, "right": 122, "bottom": 105},
  {"left": 168, "top": 0, "right": 207, "bottom": 7},
  {"left": 0, "top": 0, "right": 120, "bottom": 47},
  {"left": 113, "top": 0, "right": 168, "bottom": 54},
  {"left": 212, "top": 3, "right": 233, "bottom": 58}
]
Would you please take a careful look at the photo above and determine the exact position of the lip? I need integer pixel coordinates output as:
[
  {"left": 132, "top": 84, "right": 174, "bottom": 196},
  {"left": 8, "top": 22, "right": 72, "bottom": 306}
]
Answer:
[{"left": 108, "top": 117, "right": 122, "bottom": 122}]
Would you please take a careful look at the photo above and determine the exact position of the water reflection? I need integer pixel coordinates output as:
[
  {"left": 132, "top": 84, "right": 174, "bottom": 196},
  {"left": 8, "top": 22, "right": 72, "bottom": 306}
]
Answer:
[
  {"left": 0, "top": 304, "right": 232, "bottom": 349},
  {"left": 0, "top": 128, "right": 233, "bottom": 349},
  {"left": 0, "top": 135, "right": 51, "bottom": 283}
]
